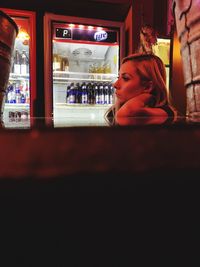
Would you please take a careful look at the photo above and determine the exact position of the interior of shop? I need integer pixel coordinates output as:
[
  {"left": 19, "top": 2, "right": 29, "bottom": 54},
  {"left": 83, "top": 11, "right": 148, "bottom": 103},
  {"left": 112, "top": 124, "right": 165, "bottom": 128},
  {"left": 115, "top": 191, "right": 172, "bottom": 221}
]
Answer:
[{"left": 0, "top": 1, "right": 199, "bottom": 264}]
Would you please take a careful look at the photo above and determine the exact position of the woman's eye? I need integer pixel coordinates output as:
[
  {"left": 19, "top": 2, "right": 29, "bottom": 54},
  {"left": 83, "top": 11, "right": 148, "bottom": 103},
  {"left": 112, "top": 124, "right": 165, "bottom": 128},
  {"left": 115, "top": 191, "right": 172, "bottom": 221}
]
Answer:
[{"left": 122, "top": 76, "right": 129, "bottom": 81}]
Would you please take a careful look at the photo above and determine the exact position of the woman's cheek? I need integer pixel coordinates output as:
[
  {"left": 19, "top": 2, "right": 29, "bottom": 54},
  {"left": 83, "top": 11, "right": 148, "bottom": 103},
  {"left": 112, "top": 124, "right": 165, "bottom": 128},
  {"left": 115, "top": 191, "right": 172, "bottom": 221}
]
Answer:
[{"left": 125, "top": 87, "right": 135, "bottom": 99}]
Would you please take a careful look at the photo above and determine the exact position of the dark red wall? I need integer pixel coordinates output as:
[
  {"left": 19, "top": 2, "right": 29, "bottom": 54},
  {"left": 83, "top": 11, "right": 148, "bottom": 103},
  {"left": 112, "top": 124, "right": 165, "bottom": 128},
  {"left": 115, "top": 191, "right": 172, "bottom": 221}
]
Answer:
[{"left": 131, "top": 0, "right": 169, "bottom": 53}]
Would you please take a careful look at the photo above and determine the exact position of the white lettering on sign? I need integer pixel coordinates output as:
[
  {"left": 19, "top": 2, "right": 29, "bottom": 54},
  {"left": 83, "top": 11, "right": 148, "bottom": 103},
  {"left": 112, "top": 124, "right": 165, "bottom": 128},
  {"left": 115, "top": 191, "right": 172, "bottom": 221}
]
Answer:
[
  {"left": 63, "top": 29, "right": 69, "bottom": 37},
  {"left": 94, "top": 31, "right": 108, "bottom": 41}
]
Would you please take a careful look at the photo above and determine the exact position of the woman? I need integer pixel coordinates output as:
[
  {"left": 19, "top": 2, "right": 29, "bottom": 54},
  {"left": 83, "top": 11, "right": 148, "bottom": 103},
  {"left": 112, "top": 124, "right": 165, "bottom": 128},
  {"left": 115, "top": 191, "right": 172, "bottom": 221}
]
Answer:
[{"left": 105, "top": 53, "right": 177, "bottom": 125}]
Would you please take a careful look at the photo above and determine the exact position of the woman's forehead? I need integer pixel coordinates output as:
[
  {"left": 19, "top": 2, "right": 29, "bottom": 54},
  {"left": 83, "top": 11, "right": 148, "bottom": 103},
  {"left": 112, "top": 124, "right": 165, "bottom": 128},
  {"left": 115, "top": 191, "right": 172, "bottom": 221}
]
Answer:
[{"left": 120, "top": 60, "right": 137, "bottom": 74}]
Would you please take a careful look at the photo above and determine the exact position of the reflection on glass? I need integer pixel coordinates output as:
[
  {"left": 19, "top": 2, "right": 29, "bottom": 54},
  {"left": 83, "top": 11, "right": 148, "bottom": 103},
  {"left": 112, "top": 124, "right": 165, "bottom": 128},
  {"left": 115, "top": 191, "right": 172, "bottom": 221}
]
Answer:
[{"left": 105, "top": 115, "right": 181, "bottom": 127}]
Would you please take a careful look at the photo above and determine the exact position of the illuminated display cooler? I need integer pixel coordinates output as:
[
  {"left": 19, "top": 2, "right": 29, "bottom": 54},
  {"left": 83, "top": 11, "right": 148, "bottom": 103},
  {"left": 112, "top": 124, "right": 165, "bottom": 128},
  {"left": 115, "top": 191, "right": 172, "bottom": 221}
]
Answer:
[
  {"left": 154, "top": 37, "right": 171, "bottom": 94},
  {"left": 0, "top": 8, "right": 36, "bottom": 128},
  {"left": 44, "top": 13, "right": 125, "bottom": 127}
]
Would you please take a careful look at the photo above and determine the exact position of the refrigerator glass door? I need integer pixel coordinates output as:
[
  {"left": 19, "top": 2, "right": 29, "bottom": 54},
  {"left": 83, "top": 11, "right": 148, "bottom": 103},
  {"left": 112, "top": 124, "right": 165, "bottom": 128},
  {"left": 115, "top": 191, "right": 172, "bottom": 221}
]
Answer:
[
  {"left": 3, "top": 16, "right": 30, "bottom": 128},
  {"left": 154, "top": 38, "right": 171, "bottom": 92},
  {"left": 52, "top": 23, "right": 119, "bottom": 127}
]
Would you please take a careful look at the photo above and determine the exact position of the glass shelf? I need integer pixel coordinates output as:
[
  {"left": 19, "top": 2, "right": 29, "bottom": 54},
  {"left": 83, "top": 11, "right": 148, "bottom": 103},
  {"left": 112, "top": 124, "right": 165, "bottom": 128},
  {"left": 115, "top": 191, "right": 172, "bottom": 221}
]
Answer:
[
  {"left": 4, "top": 103, "right": 29, "bottom": 110},
  {"left": 9, "top": 73, "right": 30, "bottom": 81},
  {"left": 53, "top": 71, "right": 117, "bottom": 83},
  {"left": 55, "top": 103, "right": 112, "bottom": 108}
]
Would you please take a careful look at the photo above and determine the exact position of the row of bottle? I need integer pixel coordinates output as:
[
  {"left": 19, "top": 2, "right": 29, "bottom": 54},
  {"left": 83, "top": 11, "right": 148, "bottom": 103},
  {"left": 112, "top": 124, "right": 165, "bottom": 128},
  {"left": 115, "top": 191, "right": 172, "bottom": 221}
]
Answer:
[
  {"left": 8, "top": 110, "right": 29, "bottom": 122},
  {"left": 53, "top": 53, "right": 112, "bottom": 74},
  {"left": 66, "top": 82, "right": 115, "bottom": 105},
  {"left": 12, "top": 49, "right": 29, "bottom": 75},
  {"left": 88, "top": 62, "right": 111, "bottom": 74},
  {"left": 5, "top": 81, "right": 30, "bottom": 104}
]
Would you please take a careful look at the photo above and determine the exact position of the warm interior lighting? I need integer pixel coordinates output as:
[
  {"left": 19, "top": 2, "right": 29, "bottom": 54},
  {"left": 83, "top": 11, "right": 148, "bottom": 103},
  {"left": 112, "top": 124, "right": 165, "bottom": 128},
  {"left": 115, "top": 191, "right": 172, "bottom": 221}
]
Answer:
[
  {"left": 78, "top": 25, "right": 84, "bottom": 29},
  {"left": 154, "top": 38, "right": 170, "bottom": 65},
  {"left": 69, "top": 24, "right": 75, "bottom": 28},
  {"left": 88, "top": 26, "right": 94, "bottom": 30},
  {"left": 16, "top": 28, "right": 30, "bottom": 45},
  {"left": 173, "top": 37, "right": 182, "bottom": 61},
  {"left": 97, "top": 27, "right": 103, "bottom": 31}
]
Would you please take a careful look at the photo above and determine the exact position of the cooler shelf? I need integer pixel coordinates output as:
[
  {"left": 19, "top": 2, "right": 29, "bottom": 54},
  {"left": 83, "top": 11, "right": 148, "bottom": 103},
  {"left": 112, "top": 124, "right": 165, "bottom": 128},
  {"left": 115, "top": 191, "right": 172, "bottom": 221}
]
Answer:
[
  {"left": 55, "top": 103, "right": 112, "bottom": 108},
  {"left": 9, "top": 73, "right": 30, "bottom": 81},
  {"left": 4, "top": 103, "right": 29, "bottom": 109},
  {"left": 53, "top": 71, "right": 117, "bottom": 83}
]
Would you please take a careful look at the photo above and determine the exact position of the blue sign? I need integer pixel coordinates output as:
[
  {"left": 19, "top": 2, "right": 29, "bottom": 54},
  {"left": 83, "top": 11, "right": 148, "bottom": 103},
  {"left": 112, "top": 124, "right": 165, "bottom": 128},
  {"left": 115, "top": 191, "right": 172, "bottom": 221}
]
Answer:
[{"left": 94, "top": 31, "right": 108, "bottom": 42}]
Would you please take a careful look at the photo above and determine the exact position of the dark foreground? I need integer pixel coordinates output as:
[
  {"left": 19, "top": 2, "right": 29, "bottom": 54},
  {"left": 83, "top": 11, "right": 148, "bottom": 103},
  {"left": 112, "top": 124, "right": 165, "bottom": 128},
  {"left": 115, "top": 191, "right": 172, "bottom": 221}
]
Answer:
[{"left": 0, "top": 121, "right": 200, "bottom": 266}]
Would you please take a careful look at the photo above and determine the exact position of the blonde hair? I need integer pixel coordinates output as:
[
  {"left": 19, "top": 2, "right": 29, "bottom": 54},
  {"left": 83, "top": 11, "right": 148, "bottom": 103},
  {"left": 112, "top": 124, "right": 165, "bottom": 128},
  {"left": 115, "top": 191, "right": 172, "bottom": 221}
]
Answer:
[{"left": 122, "top": 53, "right": 168, "bottom": 107}]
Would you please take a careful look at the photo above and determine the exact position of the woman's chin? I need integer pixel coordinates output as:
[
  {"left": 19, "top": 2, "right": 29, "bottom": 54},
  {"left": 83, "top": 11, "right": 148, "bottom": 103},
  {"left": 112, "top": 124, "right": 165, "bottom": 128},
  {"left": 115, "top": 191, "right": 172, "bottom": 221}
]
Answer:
[{"left": 115, "top": 96, "right": 124, "bottom": 104}]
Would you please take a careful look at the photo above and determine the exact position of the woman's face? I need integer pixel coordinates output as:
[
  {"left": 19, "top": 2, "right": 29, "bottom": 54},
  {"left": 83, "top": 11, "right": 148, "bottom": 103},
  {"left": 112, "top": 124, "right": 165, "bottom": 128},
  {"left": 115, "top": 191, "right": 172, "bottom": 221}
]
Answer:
[{"left": 113, "top": 60, "right": 145, "bottom": 104}]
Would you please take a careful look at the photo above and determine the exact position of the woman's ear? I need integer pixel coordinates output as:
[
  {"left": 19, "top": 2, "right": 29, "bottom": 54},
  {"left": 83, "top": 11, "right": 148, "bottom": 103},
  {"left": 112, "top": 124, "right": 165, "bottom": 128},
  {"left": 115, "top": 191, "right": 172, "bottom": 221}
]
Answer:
[{"left": 143, "top": 81, "right": 153, "bottom": 93}]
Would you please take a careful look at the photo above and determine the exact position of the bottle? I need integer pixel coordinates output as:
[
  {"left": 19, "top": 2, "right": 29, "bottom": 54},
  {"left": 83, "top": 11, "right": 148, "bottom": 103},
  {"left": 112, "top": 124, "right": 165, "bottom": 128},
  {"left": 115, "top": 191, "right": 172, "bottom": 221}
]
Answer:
[
  {"left": 25, "top": 86, "right": 30, "bottom": 104},
  {"left": 61, "top": 57, "right": 69, "bottom": 72},
  {"left": 13, "top": 49, "right": 21, "bottom": 75},
  {"left": 21, "top": 50, "right": 28, "bottom": 75},
  {"left": 6, "top": 84, "right": 13, "bottom": 103},
  {"left": 75, "top": 83, "right": 81, "bottom": 104},
  {"left": 10, "top": 84, "right": 16, "bottom": 103},
  {"left": 99, "top": 83, "right": 104, "bottom": 104},
  {"left": 91, "top": 83, "right": 96, "bottom": 105},
  {"left": 98, "top": 63, "right": 104, "bottom": 74},
  {"left": 15, "top": 84, "right": 21, "bottom": 104},
  {"left": 26, "top": 52, "right": 30, "bottom": 74},
  {"left": 66, "top": 85, "right": 71, "bottom": 104},
  {"left": 87, "top": 83, "right": 93, "bottom": 104},
  {"left": 20, "top": 80, "right": 29, "bottom": 104},
  {"left": 69, "top": 83, "right": 75, "bottom": 104},
  {"left": 53, "top": 54, "right": 61, "bottom": 71},
  {"left": 105, "top": 62, "right": 111, "bottom": 73},
  {"left": 21, "top": 94, "right": 26, "bottom": 104},
  {"left": 81, "top": 82, "right": 88, "bottom": 104},
  {"left": 109, "top": 83, "right": 114, "bottom": 104},
  {"left": 104, "top": 83, "right": 109, "bottom": 105},
  {"left": 74, "top": 82, "right": 80, "bottom": 104},
  {"left": 21, "top": 80, "right": 27, "bottom": 96},
  {"left": 94, "top": 83, "right": 99, "bottom": 104}
]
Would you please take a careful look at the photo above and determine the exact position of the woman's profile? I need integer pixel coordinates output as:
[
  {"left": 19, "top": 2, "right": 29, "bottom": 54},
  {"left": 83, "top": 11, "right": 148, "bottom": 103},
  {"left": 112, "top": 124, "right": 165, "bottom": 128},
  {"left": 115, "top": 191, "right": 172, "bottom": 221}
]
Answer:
[{"left": 105, "top": 53, "right": 177, "bottom": 125}]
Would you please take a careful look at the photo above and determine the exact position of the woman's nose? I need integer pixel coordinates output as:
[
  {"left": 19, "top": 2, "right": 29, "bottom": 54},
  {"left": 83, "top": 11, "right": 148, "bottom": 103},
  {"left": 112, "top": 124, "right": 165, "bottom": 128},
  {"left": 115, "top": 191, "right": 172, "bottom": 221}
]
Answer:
[{"left": 113, "top": 78, "right": 120, "bottom": 89}]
